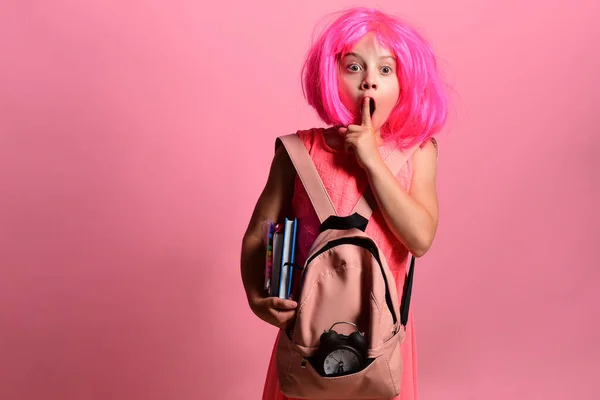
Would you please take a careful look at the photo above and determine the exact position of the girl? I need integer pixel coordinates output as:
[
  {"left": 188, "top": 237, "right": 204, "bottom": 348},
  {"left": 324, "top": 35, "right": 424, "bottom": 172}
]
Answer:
[{"left": 240, "top": 7, "right": 447, "bottom": 400}]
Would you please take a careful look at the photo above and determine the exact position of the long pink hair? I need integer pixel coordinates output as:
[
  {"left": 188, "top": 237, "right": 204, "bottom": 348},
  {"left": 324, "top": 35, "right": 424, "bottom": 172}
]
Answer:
[{"left": 301, "top": 7, "right": 448, "bottom": 147}]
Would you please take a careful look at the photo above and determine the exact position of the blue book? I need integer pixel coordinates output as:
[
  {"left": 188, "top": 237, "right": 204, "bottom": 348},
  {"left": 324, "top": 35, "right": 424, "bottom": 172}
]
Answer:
[{"left": 278, "top": 218, "right": 295, "bottom": 299}]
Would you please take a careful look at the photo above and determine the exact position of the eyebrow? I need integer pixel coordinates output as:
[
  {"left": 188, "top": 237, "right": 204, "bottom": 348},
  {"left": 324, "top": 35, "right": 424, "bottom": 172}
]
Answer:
[{"left": 342, "top": 52, "right": 396, "bottom": 62}]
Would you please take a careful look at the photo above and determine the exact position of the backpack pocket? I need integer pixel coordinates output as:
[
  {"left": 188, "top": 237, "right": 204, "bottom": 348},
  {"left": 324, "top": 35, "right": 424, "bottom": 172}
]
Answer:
[{"left": 276, "top": 328, "right": 403, "bottom": 399}]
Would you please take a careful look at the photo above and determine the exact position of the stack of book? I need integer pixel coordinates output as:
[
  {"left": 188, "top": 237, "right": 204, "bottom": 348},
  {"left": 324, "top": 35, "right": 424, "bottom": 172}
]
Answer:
[{"left": 264, "top": 217, "right": 298, "bottom": 299}]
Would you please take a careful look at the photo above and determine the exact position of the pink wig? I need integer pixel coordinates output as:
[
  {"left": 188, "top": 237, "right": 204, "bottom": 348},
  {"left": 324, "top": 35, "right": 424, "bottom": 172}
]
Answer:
[{"left": 301, "top": 7, "right": 448, "bottom": 147}]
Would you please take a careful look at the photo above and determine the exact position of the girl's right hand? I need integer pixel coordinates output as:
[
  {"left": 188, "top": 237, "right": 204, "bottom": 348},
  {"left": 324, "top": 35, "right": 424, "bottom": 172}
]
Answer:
[{"left": 250, "top": 296, "right": 298, "bottom": 329}]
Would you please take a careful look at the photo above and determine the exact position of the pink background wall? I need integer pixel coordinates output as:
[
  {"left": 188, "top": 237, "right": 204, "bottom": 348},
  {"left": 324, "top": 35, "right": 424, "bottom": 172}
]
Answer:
[{"left": 1, "top": 0, "right": 599, "bottom": 399}]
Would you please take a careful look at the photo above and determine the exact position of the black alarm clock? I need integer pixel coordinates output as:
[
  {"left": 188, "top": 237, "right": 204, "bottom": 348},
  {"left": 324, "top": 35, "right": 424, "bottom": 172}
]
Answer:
[{"left": 312, "top": 322, "right": 368, "bottom": 377}]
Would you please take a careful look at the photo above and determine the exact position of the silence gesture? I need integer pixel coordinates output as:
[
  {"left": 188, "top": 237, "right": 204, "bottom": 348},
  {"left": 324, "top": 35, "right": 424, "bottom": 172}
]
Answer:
[{"left": 338, "top": 96, "right": 384, "bottom": 170}]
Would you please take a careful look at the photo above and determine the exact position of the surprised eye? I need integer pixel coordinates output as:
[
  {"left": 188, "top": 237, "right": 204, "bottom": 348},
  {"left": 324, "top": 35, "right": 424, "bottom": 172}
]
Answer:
[
  {"left": 381, "top": 66, "right": 393, "bottom": 74},
  {"left": 347, "top": 63, "right": 361, "bottom": 72}
]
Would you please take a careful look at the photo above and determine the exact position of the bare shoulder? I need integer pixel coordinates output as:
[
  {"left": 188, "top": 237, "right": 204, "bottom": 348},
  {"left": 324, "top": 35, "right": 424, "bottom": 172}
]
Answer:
[
  {"left": 270, "top": 143, "right": 296, "bottom": 183},
  {"left": 243, "top": 141, "right": 296, "bottom": 241},
  {"left": 414, "top": 137, "right": 438, "bottom": 162},
  {"left": 409, "top": 137, "right": 439, "bottom": 221},
  {"left": 411, "top": 137, "right": 439, "bottom": 181}
]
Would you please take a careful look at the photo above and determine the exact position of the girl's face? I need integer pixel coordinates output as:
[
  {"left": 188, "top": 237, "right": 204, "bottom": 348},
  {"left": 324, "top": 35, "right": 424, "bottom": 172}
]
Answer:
[{"left": 337, "top": 33, "right": 400, "bottom": 132}]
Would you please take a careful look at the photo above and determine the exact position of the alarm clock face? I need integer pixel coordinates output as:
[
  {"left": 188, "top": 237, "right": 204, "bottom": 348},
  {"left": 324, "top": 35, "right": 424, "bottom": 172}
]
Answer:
[{"left": 323, "top": 348, "right": 361, "bottom": 375}]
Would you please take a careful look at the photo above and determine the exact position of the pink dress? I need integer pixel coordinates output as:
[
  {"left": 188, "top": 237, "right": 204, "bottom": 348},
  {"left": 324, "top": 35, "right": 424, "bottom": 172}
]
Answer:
[{"left": 262, "top": 127, "right": 424, "bottom": 400}]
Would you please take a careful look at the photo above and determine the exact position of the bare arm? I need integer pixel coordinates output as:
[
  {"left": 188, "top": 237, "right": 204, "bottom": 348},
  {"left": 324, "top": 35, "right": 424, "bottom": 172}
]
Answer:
[
  {"left": 240, "top": 143, "right": 298, "bottom": 325},
  {"left": 364, "top": 139, "right": 439, "bottom": 257}
]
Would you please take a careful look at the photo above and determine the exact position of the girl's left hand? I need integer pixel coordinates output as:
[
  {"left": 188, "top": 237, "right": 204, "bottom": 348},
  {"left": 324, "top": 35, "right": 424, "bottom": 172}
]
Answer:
[{"left": 338, "top": 97, "right": 384, "bottom": 170}]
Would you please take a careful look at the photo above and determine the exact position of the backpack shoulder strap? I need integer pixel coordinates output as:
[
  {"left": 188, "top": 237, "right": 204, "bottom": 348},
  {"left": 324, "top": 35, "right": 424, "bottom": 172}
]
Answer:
[{"left": 275, "top": 133, "right": 337, "bottom": 224}]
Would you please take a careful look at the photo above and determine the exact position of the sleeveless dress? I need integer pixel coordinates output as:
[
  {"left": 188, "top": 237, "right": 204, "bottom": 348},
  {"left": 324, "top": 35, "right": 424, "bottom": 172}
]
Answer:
[{"left": 262, "top": 127, "right": 432, "bottom": 400}]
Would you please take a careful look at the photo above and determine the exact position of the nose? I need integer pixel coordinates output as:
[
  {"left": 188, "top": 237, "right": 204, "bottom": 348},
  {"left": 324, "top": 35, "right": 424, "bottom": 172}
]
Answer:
[{"left": 361, "top": 81, "right": 377, "bottom": 90}]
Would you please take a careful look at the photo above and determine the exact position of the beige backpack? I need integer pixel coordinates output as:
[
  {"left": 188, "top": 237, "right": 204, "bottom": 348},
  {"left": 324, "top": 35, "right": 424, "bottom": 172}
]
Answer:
[{"left": 274, "top": 133, "right": 422, "bottom": 399}]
